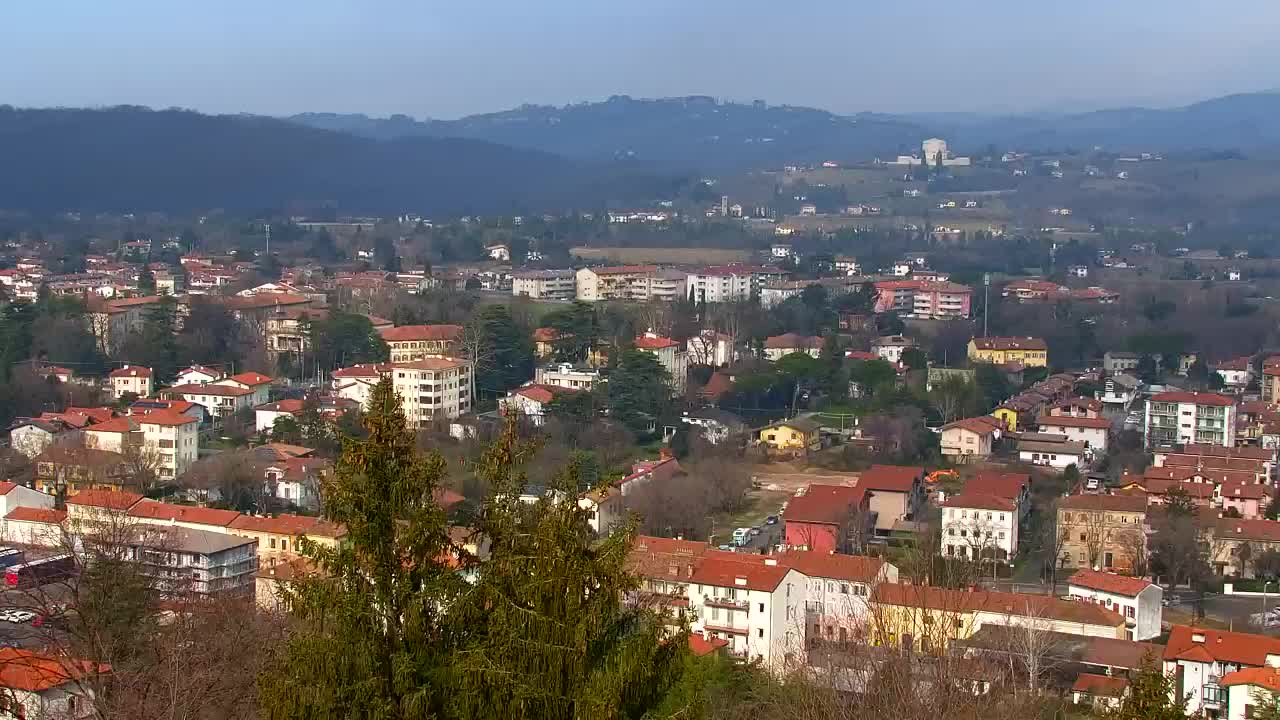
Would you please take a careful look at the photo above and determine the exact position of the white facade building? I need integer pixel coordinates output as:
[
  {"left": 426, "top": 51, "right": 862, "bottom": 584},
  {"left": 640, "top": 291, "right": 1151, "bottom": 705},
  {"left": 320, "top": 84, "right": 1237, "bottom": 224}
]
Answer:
[
  {"left": 512, "top": 269, "right": 576, "bottom": 300},
  {"left": 686, "top": 332, "right": 737, "bottom": 367},
  {"left": 941, "top": 494, "right": 1019, "bottom": 562},
  {"left": 1036, "top": 415, "right": 1111, "bottom": 454},
  {"left": 110, "top": 365, "right": 154, "bottom": 399},
  {"left": 872, "top": 335, "right": 916, "bottom": 365},
  {"left": 1067, "top": 569, "right": 1163, "bottom": 641},
  {"left": 1162, "top": 625, "right": 1280, "bottom": 718},
  {"left": 687, "top": 553, "right": 807, "bottom": 670},
  {"left": 635, "top": 333, "right": 689, "bottom": 396},
  {"left": 390, "top": 357, "right": 473, "bottom": 426},
  {"left": 534, "top": 363, "right": 601, "bottom": 391},
  {"left": 1144, "top": 391, "right": 1237, "bottom": 448}
]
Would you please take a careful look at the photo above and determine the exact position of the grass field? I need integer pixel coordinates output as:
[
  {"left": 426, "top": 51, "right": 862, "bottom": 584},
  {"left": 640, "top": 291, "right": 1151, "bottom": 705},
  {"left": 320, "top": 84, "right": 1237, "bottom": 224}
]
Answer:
[{"left": 570, "top": 246, "right": 754, "bottom": 264}]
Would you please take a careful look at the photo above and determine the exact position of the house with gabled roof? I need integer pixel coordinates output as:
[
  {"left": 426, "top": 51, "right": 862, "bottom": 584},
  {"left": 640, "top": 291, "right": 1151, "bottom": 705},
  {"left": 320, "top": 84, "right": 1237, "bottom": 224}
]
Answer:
[
  {"left": 685, "top": 551, "right": 807, "bottom": 669},
  {"left": 1163, "top": 625, "right": 1280, "bottom": 717},
  {"left": 1067, "top": 569, "right": 1162, "bottom": 641}
]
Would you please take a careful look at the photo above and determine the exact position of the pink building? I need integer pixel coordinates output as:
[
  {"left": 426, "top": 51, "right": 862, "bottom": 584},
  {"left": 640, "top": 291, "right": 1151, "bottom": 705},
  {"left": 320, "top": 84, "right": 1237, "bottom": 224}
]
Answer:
[{"left": 873, "top": 280, "right": 971, "bottom": 319}]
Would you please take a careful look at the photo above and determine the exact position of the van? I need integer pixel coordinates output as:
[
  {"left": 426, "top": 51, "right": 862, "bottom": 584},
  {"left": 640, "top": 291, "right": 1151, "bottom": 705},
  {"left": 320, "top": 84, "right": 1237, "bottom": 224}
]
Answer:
[{"left": 732, "top": 528, "right": 751, "bottom": 546}]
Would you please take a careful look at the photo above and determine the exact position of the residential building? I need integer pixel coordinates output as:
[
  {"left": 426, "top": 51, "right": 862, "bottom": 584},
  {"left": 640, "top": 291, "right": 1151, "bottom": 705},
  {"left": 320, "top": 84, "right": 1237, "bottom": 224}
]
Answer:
[
  {"left": 255, "top": 399, "right": 305, "bottom": 433},
  {"left": 1056, "top": 494, "right": 1148, "bottom": 571},
  {"left": 512, "top": 269, "right": 576, "bottom": 300},
  {"left": 330, "top": 363, "right": 394, "bottom": 408},
  {"left": 116, "top": 525, "right": 258, "bottom": 598},
  {"left": 968, "top": 337, "right": 1049, "bottom": 367},
  {"left": 873, "top": 279, "right": 971, "bottom": 319},
  {"left": 499, "top": 384, "right": 581, "bottom": 426},
  {"left": 868, "top": 585, "right": 1125, "bottom": 655},
  {"left": 531, "top": 327, "right": 560, "bottom": 358},
  {"left": 679, "top": 409, "right": 747, "bottom": 445},
  {"left": 534, "top": 363, "right": 601, "bottom": 391},
  {"left": 872, "top": 335, "right": 915, "bottom": 364},
  {"left": 109, "top": 365, "right": 153, "bottom": 399},
  {"left": 757, "top": 418, "right": 822, "bottom": 455},
  {"left": 1144, "top": 391, "right": 1237, "bottom": 448},
  {"left": 166, "top": 382, "right": 256, "bottom": 420},
  {"left": 686, "top": 331, "right": 737, "bottom": 367},
  {"left": 1209, "top": 518, "right": 1280, "bottom": 577},
  {"left": 263, "top": 305, "right": 329, "bottom": 359},
  {"left": 390, "top": 356, "right": 474, "bottom": 426},
  {"left": 64, "top": 489, "right": 145, "bottom": 534},
  {"left": 380, "top": 324, "right": 463, "bottom": 362},
  {"left": 82, "top": 412, "right": 198, "bottom": 481},
  {"left": 1152, "top": 444, "right": 1274, "bottom": 484},
  {"left": 779, "top": 551, "right": 898, "bottom": 645},
  {"left": 1102, "top": 351, "right": 1141, "bottom": 375},
  {"left": 634, "top": 333, "right": 688, "bottom": 395},
  {"left": 763, "top": 333, "right": 823, "bottom": 361},
  {"left": 1067, "top": 569, "right": 1163, "bottom": 641},
  {"left": 1221, "top": 667, "right": 1280, "bottom": 720},
  {"left": 859, "top": 464, "right": 925, "bottom": 537},
  {"left": 1037, "top": 415, "right": 1111, "bottom": 453},
  {"left": 127, "top": 500, "right": 240, "bottom": 534},
  {"left": 1163, "top": 625, "right": 1280, "bottom": 718},
  {"left": 175, "top": 365, "right": 223, "bottom": 386},
  {"left": 229, "top": 513, "right": 345, "bottom": 563},
  {"left": 574, "top": 265, "right": 658, "bottom": 302},
  {"left": 686, "top": 551, "right": 807, "bottom": 669},
  {"left": 1263, "top": 366, "right": 1280, "bottom": 405},
  {"left": 962, "top": 471, "right": 1033, "bottom": 521},
  {"left": 2, "top": 506, "right": 68, "bottom": 546},
  {"left": 1101, "top": 374, "right": 1141, "bottom": 408},
  {"left": 940, "top": 494, "right": 1018, "bottom": 562},
  {"left": 262, "top": 453, "right": 333, "bottom": 511},
  {"left": 32, "top": 446, "right": 130, "bottom": 495},
  {"left": 7, "top": 417, "right": 83, "bottom": 458},
  {"left": 684, "top": 265, "right": 757, "bottom": 303},
  {"left": 939, "top": 416, "right": 1003, "bottom": 462},
  {"left": 0, "top": 647, "right": 106, "bottom": 720},
  {"left": 0, "top": 482, "right": 56, "bottom": 523},
  {"left": 783, "top": 484, "right": 871, "bottom": 554},
  {"left": 625, "top": 535, "right": 712, "bottom": 622},
  {"left": 1213, "top": 356, "right": 1255, "bottom": 388},
  {"left": 1016, "top": 435, "right": 1088, "bottom": 470},
  {"left": 86, "top": 295, "right": 169, "bottom": 354}
]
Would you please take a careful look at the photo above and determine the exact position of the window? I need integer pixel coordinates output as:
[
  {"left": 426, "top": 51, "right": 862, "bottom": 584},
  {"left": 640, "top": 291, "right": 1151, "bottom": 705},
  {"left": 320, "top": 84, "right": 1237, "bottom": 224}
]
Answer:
[
  {"left": 757, "top": 628, "right": 764, "bottom": 638},
  {"left": 758, "top": 603, "right": 764, "bottom": 612},
  {"left": 1080, "top": 533, "right": 1086, "bottom": 542},
  {"left": 269, "top": 538, "right": 277, "bottom": 549},
  {"left": 840, "top": 583, "right": 849, "bottom": 594}
]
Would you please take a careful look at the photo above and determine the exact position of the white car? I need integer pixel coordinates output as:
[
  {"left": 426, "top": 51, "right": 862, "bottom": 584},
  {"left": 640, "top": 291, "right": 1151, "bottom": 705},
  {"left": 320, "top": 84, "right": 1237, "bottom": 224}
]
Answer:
[{"left": 5, "top": 611, "right": 34, "bottom": 624}]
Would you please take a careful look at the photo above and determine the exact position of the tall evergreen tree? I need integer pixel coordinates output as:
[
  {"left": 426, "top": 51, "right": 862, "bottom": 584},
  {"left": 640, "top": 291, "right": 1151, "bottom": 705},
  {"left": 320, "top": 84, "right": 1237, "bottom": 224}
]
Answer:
[
  {"left": 606, "top": 349, "right": 671, "bottom": 437},
  {"left": 446, "top": 421, "right": 686, "bottom": 720},
  {"left": 1102, "top": 658, "right": 1189, "bottom": 719},
  {"left": 259, "top": 379, "right": 462, "bottom": 720}
]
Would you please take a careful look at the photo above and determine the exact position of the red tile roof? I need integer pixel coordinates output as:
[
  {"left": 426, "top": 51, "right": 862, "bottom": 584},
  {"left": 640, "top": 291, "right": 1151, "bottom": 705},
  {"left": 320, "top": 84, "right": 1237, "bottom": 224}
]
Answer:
[
  {"left": 136, "top": 411, "right": 197, "bottom": 427},
  {"left": 859, "top": 465, "right": 922, "bottom": 493},
  {"left": 66, "top": 489, "right": 143, "bottom": 511},
  {"left": 0, "top": 648, "right": 108, "bottom": 692},
  {"left": 379, "top": 324, "right": 464, "bottom": 342},
  {"left": 1149, "top": 391, "right": 1235, "bottom": 406},
  {"left": 394, "top": 357, "right": 470, "bottom": 371},
  {"left": 764, "top": 333, "right": 823, "bottom": 350},
  {"left": 1038, "top": 415, "right": 1112, "bottom": 430},
  {"left": 1072, "top": 673, "right": 1129, "bottom": 697},
  {"left": 774, "top": 550, "right": 886, "bottom": 583},
  {"left": 512, "top": 384, "right": 579, "bottom": 404},
  {"left": 1164, "top": 625, "right": 1280, "bottom": 666},
  {"left": 127, "top": 501, "right": 241, "bottom": 527},
  {"left": 532, "top": 327, "right": 559, "bottom": 343},
  {"left": 0, "top": 482, "right": 15, "bottom": 496},
  {"left": 331, "top": 363, "right": 393, "bottom": 378},
  {"left": 1068, "top": 569, "right": 1155, "bottom": 597},
  {"left": 942, "top": 493, "right": 1017, "bottom": 512},
  {"left": 1221, "top": 666, "right": 1280, "bottom": 692},
  {"left": 871, "top": 584, "right": 1125, "bottom": 627},
  {"left": 1059, "top": 494, "right": 1148, "bottom": 513},
  {"left": 227, "top": 371, "right": 273, "bottom": 386},
  {"left": 784, "top": 484, "right": 866, "bottom": 525},
  {"left": 688, "top": 552, "right": 793, "bottom": 592},
  {"left": 169, "top": 383, "right": 253, "bottom": 397},
  {"left": 964, "top": 472, "right": 1029, "bottom": 500},
  {"left": 257, "top": 399, "right": 306, "bottom": 414},
  {"left": 634, "top": 335, "right": 678, "bottom": 350},
  {"left": 229, "top": 513, "right": 345, "bottom": 538},
  {"left": 688, "top": 634, "right": 730, "bottom": 656},
  {"left": 109, "top": 365, "right": 152, "bottom": 378},
  {"left": 941, "top": 416, "right": 1003, "bottom": 436},
  {"left": 1215, "top": 518, "right": 1280, "bottom": 543},
  {"left": 4, "top": 507, "right": 66, "bottom": 524},
  {"left": 699, "top": 372, "right": 734, "bottom": 401}
]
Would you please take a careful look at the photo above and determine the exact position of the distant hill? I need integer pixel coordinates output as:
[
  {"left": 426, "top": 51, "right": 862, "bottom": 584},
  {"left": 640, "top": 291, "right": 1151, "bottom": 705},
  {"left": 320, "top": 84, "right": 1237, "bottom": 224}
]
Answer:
[
  {"left": 0, "top": 105, "right": 681, "bottom": 215},
  {"left": 291, "top": 96, "right": 928, "bottom": 170},
  {"left": 290, "top": 91, "right": 1280, "bottom": 167}
]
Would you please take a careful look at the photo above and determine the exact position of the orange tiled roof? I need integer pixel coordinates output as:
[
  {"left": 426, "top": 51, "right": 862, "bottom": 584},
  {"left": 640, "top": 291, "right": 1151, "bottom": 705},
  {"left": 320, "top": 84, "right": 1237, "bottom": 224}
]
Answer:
[{"left": 1068, "top": 569, "right": 1155, "bottom": 597}]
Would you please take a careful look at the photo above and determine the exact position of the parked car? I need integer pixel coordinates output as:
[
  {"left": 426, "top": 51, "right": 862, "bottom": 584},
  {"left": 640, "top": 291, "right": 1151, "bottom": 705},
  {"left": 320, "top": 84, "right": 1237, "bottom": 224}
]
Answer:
[
  {"left": 749, "top": 527, "right": 761, "bottom": 537},
  {"left": 765, "top": 515, "right": 778, "bottom": 525}
]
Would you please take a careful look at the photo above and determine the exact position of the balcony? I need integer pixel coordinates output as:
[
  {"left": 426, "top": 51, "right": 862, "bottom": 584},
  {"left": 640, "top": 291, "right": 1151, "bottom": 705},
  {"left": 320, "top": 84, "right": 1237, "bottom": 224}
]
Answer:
[
  {"left": 704, "top": 596, "right": 748, "bottom": 610},
  {"left": 1202, "top": 683, "right": 1226, "bottom": 706},
  {"left": 702, "top": 622, "right": 749, "bottom": 635}
]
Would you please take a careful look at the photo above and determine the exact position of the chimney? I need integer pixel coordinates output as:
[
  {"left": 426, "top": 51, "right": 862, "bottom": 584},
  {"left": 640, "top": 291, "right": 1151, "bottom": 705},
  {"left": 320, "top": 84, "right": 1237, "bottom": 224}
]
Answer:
[
  {"left": 764, "top": 558, "right": 777, "bottom": 566},
  {"left": 1192, "top": 633, "right": 1206, "bottom": 643},
  {"left": 735, "top": 577, "right": 747, "bottom": 586}
]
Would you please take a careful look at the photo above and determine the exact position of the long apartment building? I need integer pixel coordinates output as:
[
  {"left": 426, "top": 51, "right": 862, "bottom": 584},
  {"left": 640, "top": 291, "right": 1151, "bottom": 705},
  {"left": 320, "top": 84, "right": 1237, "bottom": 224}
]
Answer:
[
  {"left": 873, "top": 279, "right": 972, "bottom": 319},
  {"left": 574, "top": 266, "right": 688, "bottom": 302},
  {"left": 685, "top": 264, "right": 788, "bottom": 303},
  {"left": 380, "top": 325, "right": 464, "bottom": 362},
  {"left": 512, "top": 269, "right": 576, "bottom": 300},
  {"left": 1144, "top": 391, "right": 1237, "bottom": 448}
]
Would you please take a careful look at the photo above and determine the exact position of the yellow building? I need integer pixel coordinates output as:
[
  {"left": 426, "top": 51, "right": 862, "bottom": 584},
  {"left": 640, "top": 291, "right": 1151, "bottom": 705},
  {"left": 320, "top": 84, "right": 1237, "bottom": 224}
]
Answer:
[
  {"left": 228, "top": 513, "right": 346, "bottom": 563},
  {"left": 757, "top": 418, "right": 822, "bottom": 454},
  {"left": 968, "top": 337, "right": 1049, "bottom": 367},
  {"left": 868, "top": 584, "right": 1126, "bottom": 654}
]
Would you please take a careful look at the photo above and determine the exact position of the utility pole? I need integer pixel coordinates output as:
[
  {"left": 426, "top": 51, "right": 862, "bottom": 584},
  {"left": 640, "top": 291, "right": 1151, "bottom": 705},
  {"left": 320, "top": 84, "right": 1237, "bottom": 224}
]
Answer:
[
  {"left": 983, "top": 272, "right": 990, "bottom": 338},
  {"left": 264, "top": 223, "right": 271, "bottom": 257}
]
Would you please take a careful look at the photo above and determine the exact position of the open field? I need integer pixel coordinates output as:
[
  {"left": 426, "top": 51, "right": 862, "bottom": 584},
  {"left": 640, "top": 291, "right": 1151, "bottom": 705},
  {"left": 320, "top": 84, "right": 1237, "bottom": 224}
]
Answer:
[{"left": 570, "top": 246, "right": 754, "bottom": 264}]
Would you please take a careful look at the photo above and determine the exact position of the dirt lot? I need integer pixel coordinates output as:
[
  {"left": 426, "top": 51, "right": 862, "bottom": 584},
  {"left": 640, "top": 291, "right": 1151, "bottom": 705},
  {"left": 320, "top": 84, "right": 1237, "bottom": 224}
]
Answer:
[{"left": 570, "top": 246, "right": 754, "bottom": 264}]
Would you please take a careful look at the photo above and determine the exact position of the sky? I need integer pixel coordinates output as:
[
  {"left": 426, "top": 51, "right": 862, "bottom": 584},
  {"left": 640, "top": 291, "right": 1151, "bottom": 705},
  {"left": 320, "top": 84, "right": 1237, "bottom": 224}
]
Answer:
[{"left": 3, "top": 0, "right": 1279, "bottom": 119}]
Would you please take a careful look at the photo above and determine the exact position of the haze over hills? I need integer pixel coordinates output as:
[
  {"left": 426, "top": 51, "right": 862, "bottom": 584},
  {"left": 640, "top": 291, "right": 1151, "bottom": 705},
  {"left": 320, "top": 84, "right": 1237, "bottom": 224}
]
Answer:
[
  {"left": 0, "top": 105, "right": 687, "bottom": 215},
  {"left": 290, "top": 91, "right": 1280, "bottom": 168}
]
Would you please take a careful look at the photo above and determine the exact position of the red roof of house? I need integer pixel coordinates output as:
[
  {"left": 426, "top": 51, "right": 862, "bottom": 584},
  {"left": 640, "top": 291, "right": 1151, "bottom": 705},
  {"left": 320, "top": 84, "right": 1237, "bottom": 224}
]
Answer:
[
  {"left": 331, "top": 363, "right": 394, "bottom": 378},
  {"left": 0, "top": 648, "right": 108, "bottom": 692},
  {"left": 110, "top": 365, "right": 152, "bottom": 378},
  {"left": 764, "top": 333, "right": 823, "bottom": 350},
  {"left": 512, "top": 384, "right": 578, "bottom": 404},
  {"left": 257, "top": 399, "right": 306, "bottom": 414},
  {"left": 845, "top": 350, "right": 879, "bottom": 361},
  {"left": 1038, "top": 415, "right": 1112, "bottom": 430},
  {"left": 1214, "top": 356, "right": 1254, "bottom": 372},
  {"left": 871, "top": 584, "right": 1124, "bottom": 627},
  {"left": 784, "top": 484, "right": 866, "bottom": 525},
  {"left": 66, "top": 489, "right": 143, "bottom": 511},
  {"left": 127, "top": 501, "right": 241, "bottom": 527},
  {"left": 84, "top": 417, "right": 137, "bottom": 433},
  {"left": 1068, "top": 569, "right": 1155, "bottom": 597},
  {"left": 1071, "top": 673, "right": 1129, "bottom": 697},
  {"left": 688, "top": 552, "right": 793, "bottom": 592},
  {"left": 699, "top": 372, "right": 734, "bottom": 400},
  {"left": 228, "top": 513, "right": 345, "bottom": 538},
  {"left": 1164, "top": 625, "right": 1280, "bottom": 666},
  {"left": 65, "top": 406, "right": 117, "bottom": 423},
  {"left": 859, "top": 465, "right": 922, "bottom": 493},
  {"left": 1220, "top": 482, "right": 1270, "bottom": 500},
  {"left": 1221, "top": 666, "right": 1280, "bottom": 692},
  {"left": 228, "top": 371, "right": 272, "bottom": 386},
  {"left": 379, "top": 324, "right": 464, "bottom": 342},
  {"left": 4, "top": 507, "right": 66, "bottom": 524},
  {"left": 1214, "top": 518, "right": 1280, "bottom": 543},
  {"left": 942, "top": 493, "right": 1017, "bottom": 512},
  {"left": 136, "top": 411, "right": 197, "bottom": 427},
  {"left": 0, "top": 482, "right": 17, "bottom": 496},
  {"left": 169, "top": 383, "right": 253, "bottom": 397},
  {"left": 964, "top": 472, "right": 1029, "bottom": 500},
  {"left": 1143, "top": 466, "right": 1259, "bottom": 486},
  {"left": 688, "top": 634, "right": 730, "bottom": 657},
  {"left": 1149, "top": 391, "right": 1235, "bottom": 406},
  {"left": 634, "top": 335, "right": 678, "bottom": 350},
  {"left": 941, "top": 416, "right": 1002, "bottom": 436},
  {"left": 774, "top": 550, "right": 885, "bottom": 583},
  {"left": 1059, "top": 494, "right": 1149, "bottom": 513},
  {"left": 395, "top": 357, "right": 469, "bottom": 371},
  {"left": 532, "top": 327, "right": 559, "bottom": 343}
]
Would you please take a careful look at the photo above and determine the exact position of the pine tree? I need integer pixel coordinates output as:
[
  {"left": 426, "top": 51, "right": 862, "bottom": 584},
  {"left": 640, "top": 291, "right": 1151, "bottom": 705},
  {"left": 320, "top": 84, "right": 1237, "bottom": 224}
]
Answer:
[
  {"left": 445, "top": 420, "right": 686, "bottom": 720},
  {"left": 258, "top": 379, "right": 464, "bottom": 720},
  {"left": 1103, "top": 658, "right": 1189, "bottom": 720}
]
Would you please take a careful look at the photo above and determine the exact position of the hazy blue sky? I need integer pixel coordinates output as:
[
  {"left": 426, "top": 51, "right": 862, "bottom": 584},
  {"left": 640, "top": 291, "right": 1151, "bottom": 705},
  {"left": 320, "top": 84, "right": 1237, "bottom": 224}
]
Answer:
[{"left": 4, "top": 0, "right": 1278, "bottom": 118}]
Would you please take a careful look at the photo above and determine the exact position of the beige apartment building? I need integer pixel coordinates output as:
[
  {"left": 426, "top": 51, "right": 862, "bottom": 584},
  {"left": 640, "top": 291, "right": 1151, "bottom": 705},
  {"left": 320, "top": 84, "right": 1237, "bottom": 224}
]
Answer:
[
  {"left": 1057, "top": 494, "right": 1148, "bottom": 573},
  {"left": 380, "top": 325, "right": 464, "bottom": 363},
  {"left": 391, "top": 357, "right": 473, "bottom": 426}
]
